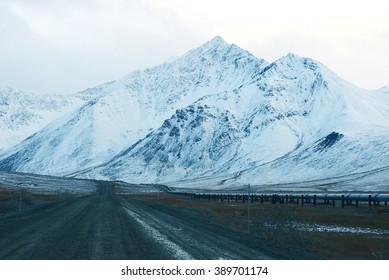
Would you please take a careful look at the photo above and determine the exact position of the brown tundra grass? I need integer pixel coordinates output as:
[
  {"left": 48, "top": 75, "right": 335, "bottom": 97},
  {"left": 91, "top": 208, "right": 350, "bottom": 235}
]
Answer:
[{"left": 130, "top": 192, "right": 389, "bottom": 260}]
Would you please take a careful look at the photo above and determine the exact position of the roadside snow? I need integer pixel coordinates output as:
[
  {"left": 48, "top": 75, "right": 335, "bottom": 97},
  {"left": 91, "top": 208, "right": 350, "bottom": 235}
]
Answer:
[{"left": 123, "top": 207, "right": 193, "bottom": 260}]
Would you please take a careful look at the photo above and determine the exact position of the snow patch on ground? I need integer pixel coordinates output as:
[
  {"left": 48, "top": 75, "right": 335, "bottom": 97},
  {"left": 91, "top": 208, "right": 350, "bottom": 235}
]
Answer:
[
  {"left": 123, "top": 207, "right": 193, "bottom": 260},
  {"left": 291, "top": 222, "right": 389, "bottom": 235}
]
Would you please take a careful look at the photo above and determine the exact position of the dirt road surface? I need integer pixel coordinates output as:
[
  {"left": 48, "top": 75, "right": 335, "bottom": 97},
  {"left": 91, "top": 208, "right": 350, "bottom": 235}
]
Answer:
[{"left": 0, "top": 181, "right": 308, "bottom": 259}]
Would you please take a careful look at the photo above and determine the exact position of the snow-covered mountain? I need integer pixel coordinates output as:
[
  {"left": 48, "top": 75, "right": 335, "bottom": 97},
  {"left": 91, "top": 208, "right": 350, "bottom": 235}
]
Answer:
[
  {"left": 87, "top": 52, "right": 389, "bottom": 188},
  {"left": 0, "top": 87, "right": 84, "bottom": 152},
  {"left": 0, "top": 36, "right": 268, "bottom": 176},
  {"left": 0, "top": 36, "right": 388, "bottom": 190}
]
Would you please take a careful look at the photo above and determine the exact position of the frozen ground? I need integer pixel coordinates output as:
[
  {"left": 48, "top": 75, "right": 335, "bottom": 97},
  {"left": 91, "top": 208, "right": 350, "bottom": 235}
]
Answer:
[
  {"left": 0, "top": 170, "right": 97, "bottom": 194},
  {"left": 166, "top": 165, "right": 389, "bottom": 193},
  {"left": 290, "top": 222, "right": 389, "bottom": 235}
]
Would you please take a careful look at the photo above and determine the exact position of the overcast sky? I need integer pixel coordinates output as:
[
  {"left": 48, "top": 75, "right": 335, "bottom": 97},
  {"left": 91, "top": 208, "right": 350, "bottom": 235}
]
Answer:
[{"left": 0, "top": 0, "right": 388, "bottom": 94}]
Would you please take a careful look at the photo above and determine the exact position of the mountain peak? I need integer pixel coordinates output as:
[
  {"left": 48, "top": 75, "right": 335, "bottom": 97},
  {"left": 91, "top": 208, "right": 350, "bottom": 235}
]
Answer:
[
  {"left": 208, "top": 35, "right": 227, "bottom": 45},
  {"left": 199, "top": 36, "right": 229, "bottom": 50},
  {"left": 285, "top": 52, "right": 301, "bottom": 61},
  {"left": 176, "top": 35, "right": 267, "bottom": 69},
  {"left": 274, "top": 52, "right": 322, "bottom": 71}
]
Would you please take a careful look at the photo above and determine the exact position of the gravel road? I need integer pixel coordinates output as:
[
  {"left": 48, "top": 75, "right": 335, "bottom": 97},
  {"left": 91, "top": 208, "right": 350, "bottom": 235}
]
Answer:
[{"left": 0, "top": 181, "right": 309, "bottom": 259}]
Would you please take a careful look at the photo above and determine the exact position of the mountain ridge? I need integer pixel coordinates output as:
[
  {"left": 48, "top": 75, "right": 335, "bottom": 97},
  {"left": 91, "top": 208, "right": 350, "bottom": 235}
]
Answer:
[
  {"left": 1, "top": 36, "right": 388, "bottom": 190},
  {"left": 0, "top": 87, "right": 86, "bottom": 152}
]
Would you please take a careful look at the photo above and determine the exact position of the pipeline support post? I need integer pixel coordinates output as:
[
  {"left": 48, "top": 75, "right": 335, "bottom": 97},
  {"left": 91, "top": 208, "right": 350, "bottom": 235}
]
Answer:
[
  {"left": 18, "top": 184, "right": 22, "bottom": 214},
  {"left": 247, "top": 184, "right": 251, "bottom": 234}
]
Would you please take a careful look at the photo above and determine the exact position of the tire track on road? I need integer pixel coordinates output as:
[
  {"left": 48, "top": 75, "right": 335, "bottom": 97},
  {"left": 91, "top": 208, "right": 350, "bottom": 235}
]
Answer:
[{"left": 121, "top": 198, "right": 272, "bottom": 260}]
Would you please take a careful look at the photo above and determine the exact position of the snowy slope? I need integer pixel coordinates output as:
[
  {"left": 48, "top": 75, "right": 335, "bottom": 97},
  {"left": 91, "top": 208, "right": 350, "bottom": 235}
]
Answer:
[
  {"left": 74, "top": 81, "right": 116, "bottom": 101},
  {"left": 375, "top": 86, "right": 389, "bottom": 104},
  {"left": 376, "top": 86, "right": 389, "bottom": 94},
  {"left": 0, "top": 87, "right": 84, "bottom": 152}
]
